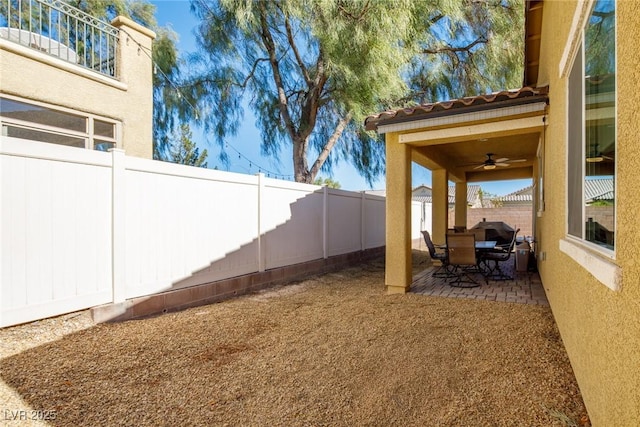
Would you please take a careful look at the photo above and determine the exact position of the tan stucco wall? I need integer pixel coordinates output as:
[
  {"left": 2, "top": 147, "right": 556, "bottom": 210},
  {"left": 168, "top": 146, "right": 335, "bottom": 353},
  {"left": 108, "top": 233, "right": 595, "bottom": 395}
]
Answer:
[
  {"left": 0, "top": 16, "right": 155, "bottom": 159},
  {"left": 536, "top": 2, "right": 640, "bottom": 425}
]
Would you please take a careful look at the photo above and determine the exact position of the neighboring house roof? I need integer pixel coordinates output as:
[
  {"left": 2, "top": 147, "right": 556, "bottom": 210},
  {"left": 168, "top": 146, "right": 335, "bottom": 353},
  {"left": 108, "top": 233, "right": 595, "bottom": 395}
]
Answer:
[
  {"left": 496, "top": 185, "right": 534, "bottom": 204},
  {"left": 412, "top": 185, "right": 480, "bottom": 205},
  {"left": 585, "top": 178, "right": 614, "bottom": 203}
]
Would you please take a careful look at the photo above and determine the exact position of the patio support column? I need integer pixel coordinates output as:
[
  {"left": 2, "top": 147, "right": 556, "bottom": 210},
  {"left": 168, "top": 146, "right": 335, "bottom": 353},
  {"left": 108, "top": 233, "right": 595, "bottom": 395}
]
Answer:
[
  {"left": 455, "top": 182, "right": 468, "bottom": 229},
  {"left": 431, "top": 169, "right": 449, "bottom": 246},
  {"left": 385, "top": 133, "right": 412, "bottom": 294}
]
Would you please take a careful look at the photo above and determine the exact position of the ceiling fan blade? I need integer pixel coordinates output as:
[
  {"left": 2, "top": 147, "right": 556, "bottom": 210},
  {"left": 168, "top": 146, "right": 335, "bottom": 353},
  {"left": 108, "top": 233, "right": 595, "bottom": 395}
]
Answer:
[
  {"left": 506, "top": 159, "right": 527, "bottom": 163},
  {"left": 494, "top": 158, "right": 509, "bottom": 163},
  {"left": 473, "top": 164, "right": 486, "bottom": 169},
  {"left": 496, "top": 163, "right": 510, "bottom": 167}
]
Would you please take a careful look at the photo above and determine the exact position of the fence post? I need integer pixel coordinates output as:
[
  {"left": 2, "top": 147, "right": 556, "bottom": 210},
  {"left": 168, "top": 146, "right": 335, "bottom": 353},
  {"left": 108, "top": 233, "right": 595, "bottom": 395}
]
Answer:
[
  {"left": 110, "top": 148, "right": 126, "bottom": 303},
  {"left": 361, "top": 192, "right": 366, "bottom": 251},
  {"left": 323, "top": 186, "right": 328, "bottom": 259},
  {"left": 257, "top": 173, "right": 265, "bottom": 272}
]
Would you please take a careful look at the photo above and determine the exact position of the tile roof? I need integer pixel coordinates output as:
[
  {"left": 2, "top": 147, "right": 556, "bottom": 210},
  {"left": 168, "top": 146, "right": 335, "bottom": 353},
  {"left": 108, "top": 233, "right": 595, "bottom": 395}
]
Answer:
[
  {"left": 585, "top": 178, "right": 614, "bottom": 202},
  {"left": 365, "top": 86, "right": 549, "bottom": 131},
  {"left": 496, "top": 185, "right": 533, "bottom": 203},
  {"left": 412, "top": 185, "right": 480, "bottom": 204}
]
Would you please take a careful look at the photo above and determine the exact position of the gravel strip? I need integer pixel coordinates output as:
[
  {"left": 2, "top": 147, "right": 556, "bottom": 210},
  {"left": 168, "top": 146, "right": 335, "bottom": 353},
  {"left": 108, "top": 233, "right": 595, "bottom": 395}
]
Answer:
[{"left": 0, "top": 252, "right": 589, "bottom": 426}]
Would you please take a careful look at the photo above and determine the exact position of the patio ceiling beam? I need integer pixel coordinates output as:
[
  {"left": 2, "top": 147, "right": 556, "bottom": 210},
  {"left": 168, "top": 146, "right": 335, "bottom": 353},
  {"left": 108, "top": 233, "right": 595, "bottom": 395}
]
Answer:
[
  {"left": 398, "top": 115, "right": 546, "bottom": 146},
  {"left": 466, "top": 166, "right": 534, "bottom": 182},
  {"left": 412, "top": 147, "right": 465, "bottom": 182}
]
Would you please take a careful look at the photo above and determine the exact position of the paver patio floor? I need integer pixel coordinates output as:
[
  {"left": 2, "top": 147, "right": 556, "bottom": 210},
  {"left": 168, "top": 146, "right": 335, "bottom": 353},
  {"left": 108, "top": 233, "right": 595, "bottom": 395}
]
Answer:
[{"left": 411, "top": 253, "right": 549, "bottom": 306}]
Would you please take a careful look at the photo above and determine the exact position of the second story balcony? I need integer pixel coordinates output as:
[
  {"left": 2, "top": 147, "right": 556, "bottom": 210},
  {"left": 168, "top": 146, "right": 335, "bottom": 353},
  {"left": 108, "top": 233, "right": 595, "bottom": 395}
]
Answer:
[{"left": 0, "top": 0, "right": 119, "bottom": 79}]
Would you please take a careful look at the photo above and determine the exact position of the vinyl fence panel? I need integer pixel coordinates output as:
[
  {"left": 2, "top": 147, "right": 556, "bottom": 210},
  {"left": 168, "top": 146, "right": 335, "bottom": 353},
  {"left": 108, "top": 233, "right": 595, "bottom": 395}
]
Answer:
[
  {"left": 1, "top": 138, "right": 113, "bottom": 326},
  {"left": 123, "top": 157, "right": 260, "bottom": 299},
  {"left": 260, "top": 179, "right": 325, "bottom": 270},
  {"left": 326, "top": 189, "right": 363, "bottom": 257},
  {"left": 1, "top": 137, "right": 386, "bottom": 327},
  {"left": 363, "top": 193, "right": 386, "bottom": 249}
]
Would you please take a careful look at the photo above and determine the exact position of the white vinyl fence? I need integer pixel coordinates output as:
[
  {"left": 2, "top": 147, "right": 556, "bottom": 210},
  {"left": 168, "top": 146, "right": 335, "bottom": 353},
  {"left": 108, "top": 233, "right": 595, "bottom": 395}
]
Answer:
[{"left": 1, "top": 137, "right": 385, "bottom": 327}]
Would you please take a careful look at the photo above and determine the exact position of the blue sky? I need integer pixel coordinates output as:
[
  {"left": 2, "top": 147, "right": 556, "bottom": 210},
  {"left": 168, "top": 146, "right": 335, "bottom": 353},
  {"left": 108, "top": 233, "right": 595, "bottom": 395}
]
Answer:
[{"left": 151, "top": 0, "right": 530, "bottom": 195}]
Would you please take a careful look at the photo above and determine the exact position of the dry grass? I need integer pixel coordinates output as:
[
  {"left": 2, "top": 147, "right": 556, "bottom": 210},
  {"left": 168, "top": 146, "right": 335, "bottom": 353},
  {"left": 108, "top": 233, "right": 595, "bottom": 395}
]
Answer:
[{"left": 0, "top": 251, "right": 589, "bottom": 426}]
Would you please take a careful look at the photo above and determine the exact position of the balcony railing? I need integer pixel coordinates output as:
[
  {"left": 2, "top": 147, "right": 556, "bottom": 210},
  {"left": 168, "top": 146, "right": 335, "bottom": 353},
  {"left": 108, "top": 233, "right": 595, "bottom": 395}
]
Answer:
[{"left": 0, "top": 0, "right": 119, "bottom": 78}]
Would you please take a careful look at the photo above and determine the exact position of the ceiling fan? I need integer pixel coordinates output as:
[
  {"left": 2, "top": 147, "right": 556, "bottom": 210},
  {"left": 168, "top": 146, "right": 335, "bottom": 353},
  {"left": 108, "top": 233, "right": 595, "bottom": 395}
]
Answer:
[
  {"left": 586, "top": 144, "right": 614, "bottom": 163},
  {"left": 471, "top": 153, "right": 527, "bottom": 170}
]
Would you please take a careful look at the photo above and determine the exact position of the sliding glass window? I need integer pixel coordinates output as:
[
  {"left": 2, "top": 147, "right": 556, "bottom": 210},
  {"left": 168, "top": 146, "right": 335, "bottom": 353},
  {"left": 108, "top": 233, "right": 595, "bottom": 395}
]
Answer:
[{"left": 567, "top": 0, "right": 616, "bottom": 252}]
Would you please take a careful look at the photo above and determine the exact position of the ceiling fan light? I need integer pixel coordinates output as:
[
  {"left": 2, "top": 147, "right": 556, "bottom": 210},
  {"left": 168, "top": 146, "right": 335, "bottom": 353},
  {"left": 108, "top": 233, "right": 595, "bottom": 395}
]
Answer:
[
  {"left": 484, "top": 164, "right": 496, "bottom": 170},
  {"left": 586, "top": 156, "right": 604, "bottom": 163}
]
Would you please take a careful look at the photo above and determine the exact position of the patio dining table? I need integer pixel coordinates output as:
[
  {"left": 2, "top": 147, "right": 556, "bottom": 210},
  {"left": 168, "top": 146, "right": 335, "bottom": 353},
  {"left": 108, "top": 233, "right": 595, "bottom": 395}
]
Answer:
[{"left": 474, "top": 240, "right": 498, "bottom": 250}]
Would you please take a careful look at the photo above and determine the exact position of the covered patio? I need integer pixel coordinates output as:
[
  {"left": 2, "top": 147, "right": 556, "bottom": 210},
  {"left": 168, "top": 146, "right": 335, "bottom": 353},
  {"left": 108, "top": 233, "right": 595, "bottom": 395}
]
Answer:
[{"left": 366, "top": 86, "right": 548, "bottom": 294}]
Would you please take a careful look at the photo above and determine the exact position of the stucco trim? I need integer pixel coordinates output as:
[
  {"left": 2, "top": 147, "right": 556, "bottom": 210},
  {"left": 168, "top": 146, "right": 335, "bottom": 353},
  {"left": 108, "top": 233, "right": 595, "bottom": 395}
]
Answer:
[
  {"left": 397, "top": 114, "right": 545, "bottom": 145},
  {"left": 0, "top": 39, "right": 128, "bottom": 91},
  {"left": 111, "top": 16, "right": 157, "bottom": 40},
  {"left": 379, "top": 102, "right": 547, "bottom": 136},
  {"left": 559, "top": 0, "right": 595, "bottom": 78},
  {"left": 559, "top": 238, "right": 621, "bottom": 291}
]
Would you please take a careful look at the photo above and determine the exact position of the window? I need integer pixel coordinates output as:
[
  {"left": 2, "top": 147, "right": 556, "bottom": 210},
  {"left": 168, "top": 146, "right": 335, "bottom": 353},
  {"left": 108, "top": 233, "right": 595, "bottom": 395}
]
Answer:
[
  {"left": 567, "top": 0, "right": 615, "bottom": 252},
  {"left": 0, "top": 96, "right": 118, "bottom": 151}
]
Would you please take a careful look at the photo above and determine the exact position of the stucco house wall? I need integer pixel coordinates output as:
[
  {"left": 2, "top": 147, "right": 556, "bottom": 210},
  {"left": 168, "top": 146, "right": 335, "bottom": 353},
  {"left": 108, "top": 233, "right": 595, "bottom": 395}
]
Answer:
[
  {"left": 0, "top": 17, "right": 155, "bottom": 159},
  {"left": 535, "top": 1, "right": 640, "bottom": 425}
]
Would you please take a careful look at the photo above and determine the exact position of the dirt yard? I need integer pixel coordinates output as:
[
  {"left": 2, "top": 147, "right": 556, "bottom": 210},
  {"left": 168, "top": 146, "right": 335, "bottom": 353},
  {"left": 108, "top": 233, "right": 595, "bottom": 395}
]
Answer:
[{"left": 0, "top": 251, "right": 589, "bottom": 426}]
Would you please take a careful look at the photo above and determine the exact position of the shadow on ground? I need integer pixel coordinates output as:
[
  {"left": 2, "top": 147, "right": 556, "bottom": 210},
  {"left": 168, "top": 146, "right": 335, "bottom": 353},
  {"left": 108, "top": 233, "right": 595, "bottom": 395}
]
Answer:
[{"left": 0, "top": 253, "right": 589, "bottom": 426}]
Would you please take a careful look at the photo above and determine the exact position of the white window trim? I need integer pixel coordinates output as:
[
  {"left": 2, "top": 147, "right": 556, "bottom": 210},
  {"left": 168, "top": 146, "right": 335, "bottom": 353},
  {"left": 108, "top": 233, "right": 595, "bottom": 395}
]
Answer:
[
  {"left": 562, "top": 0, "right": 619, "bottom": 291},
  {"left": 559, "top": 238, "right": 621, "bottom": 291},
  {"left": 559, "top": 0, "right": 596, "bottom": 79},
  {"left": 0, "top": 94, "right": 120, "bottom": 150}
]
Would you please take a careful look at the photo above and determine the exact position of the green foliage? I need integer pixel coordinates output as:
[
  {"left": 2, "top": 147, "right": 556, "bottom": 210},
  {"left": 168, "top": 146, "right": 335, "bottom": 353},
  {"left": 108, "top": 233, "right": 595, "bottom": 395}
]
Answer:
[
  {"left": 313, "top": 177, "right": 341, "bottom": 189},
  {"left": 182, "top": 0, "right": 524, "bottom": 185},
  {"left": 477, "top": 188, "right": 503, "bottom": 208},
  {"left": 589, "top": 199, "right": 613, "bottom": 207},
  {"left": 407, "top": 0, "right": 524, "bottom": 103},
  {"left": 158, "top": 124, "right": 208, "bottom": 168},
  {"left": 585, "top": 1, "right": 615, "bottom": 78}
]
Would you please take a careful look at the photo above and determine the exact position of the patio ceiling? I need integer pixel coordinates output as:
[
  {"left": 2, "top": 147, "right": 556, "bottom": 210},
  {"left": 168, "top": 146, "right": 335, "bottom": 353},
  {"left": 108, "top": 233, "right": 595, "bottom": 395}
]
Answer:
[{"left": 412, "top": 133, "right": 541, "bottom": 183}]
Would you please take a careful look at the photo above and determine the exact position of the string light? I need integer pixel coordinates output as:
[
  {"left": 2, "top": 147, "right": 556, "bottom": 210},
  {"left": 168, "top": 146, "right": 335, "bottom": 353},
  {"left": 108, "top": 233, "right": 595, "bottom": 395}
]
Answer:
[
  {"left": 121, "top": 28, "right": 294, "bottom": 181},
  {"left": 224, "top": 142, "right": 294, "bottom": 180}
]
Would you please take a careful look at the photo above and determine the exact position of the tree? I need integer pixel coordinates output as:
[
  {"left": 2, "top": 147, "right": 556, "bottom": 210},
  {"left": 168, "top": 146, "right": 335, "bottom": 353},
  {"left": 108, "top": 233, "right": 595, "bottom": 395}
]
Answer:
[
  {"left": 180, "top": 0, "right": 523, "bottom": 184},
  {"left": 159, "top": 124, "right": 209, "bottom": 168},
  {"left": 313, "top": 177, "right": 341, "bottom": 189},
  {"left": 407, "top": 0, "right": 524, "bottom": 103},
  {"left": 476, "top": 188, "right": 503, "bottom": 208}
]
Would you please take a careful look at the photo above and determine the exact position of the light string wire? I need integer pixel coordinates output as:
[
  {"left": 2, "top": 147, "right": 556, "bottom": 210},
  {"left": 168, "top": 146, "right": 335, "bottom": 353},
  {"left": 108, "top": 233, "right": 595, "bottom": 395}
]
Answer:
[{"left": 120, "top": 28, "right": 294, "bottom": 180}]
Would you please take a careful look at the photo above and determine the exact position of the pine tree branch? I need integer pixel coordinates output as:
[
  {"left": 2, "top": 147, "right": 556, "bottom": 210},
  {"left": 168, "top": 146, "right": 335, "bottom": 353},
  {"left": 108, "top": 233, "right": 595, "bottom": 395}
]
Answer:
[
  {"left": 309, "top": 112, "right": 352, "bottom": 180},
  {"left": 283, "top": 14, "right": 312, "bottom": 85},
  {"left": 258, "top": 2, "right": 297, "bottom": 141},
  {"left": 336, "top": 0, "right": 371, "bottom": 22},
  {"left": 241, "top": 57, "right": 270, "bottom": 88},
  {"left": 423, "top": 37, "right": 488, "bottom": 55}
]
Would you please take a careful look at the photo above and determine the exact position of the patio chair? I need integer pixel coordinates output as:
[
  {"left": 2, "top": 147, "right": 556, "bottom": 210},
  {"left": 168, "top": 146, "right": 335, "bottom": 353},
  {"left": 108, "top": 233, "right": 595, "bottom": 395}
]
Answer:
[
  {"left": 446, "top": 233, "right": 482, "bottom": 288},
  {"left": 479, "top": 228, "right": 520, "bottom": 280},
  {"left": 421, "top": 230, "right": 451, "bottom": 277}
]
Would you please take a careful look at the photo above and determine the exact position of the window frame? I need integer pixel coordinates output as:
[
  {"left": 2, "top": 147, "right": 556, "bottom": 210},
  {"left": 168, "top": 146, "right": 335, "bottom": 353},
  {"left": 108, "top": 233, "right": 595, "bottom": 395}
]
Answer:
[
  {"left": 565, "top": 0, "right": 617, "bottom": 259},
  {"left": 0, "top": 94, "right": 120, "bottom": 151}
]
